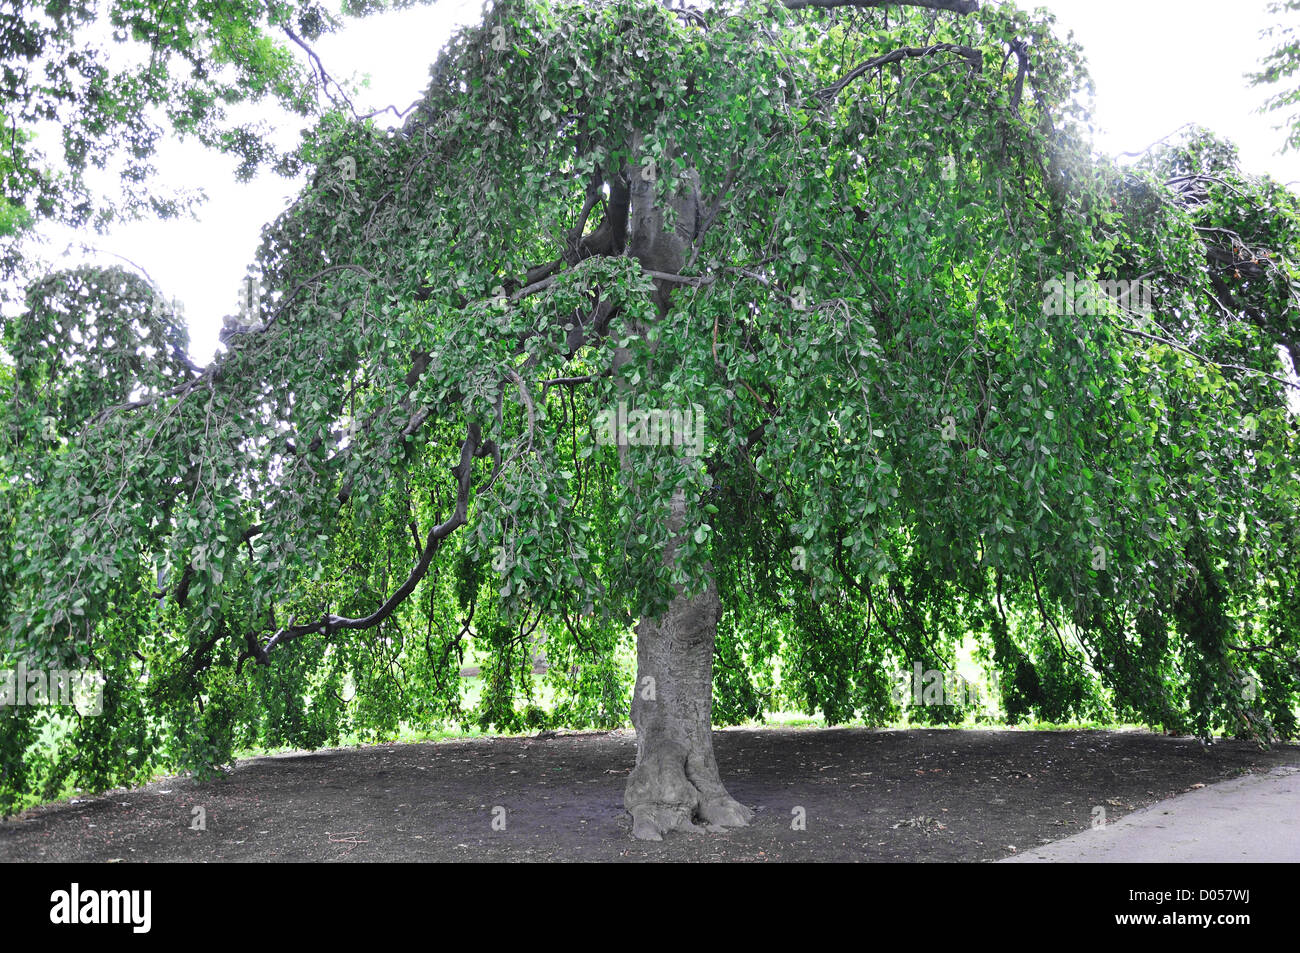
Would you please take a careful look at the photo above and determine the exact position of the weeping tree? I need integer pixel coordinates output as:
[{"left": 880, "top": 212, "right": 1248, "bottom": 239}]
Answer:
[{"left": 3, "top": 0, "right": 1299, "bottom": 837}]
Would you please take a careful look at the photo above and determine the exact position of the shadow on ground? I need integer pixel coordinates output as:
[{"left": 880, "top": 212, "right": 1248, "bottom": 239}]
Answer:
[{"left": 3, "top": 727, "right": 1297, "bottom": 862}]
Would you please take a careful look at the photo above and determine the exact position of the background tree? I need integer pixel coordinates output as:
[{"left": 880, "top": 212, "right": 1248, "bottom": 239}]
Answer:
[
  {"left": 1253, "top": 0, "right": 1300, "bottom": 152},
  {"left": 2, "top": 0, "right": 1298, "bottom": 837},
  {"left": 0, "top": 0, "right": 429, "bottom": 286}
]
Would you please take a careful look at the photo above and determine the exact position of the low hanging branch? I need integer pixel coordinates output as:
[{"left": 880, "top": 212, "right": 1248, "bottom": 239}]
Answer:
[{"left": 240, "top": 423, "right": 482, "bottom": 669}]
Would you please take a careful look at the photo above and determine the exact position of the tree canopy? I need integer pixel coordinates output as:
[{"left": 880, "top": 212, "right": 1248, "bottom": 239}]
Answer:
[
  {"left": 1, "top": 0, "right": 1298, "bottom": 821},
  {"left": 0, "top": 0, "right": 424, "bottom": 279}
]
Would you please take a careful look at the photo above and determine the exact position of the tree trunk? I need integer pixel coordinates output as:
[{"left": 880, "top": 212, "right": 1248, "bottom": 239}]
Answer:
[
  {"left": 623, "top": 492, "right": 753, "bottom": 840},
  {"left": 617, "top": 133, "right": 752, "bottom": 839}
]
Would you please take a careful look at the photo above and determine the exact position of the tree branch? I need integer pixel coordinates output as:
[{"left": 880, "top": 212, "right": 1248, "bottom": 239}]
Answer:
[
  {"left": 813, "top": 43, "right": 982, "bottom": 102},
  {"left": 1117, "top": 325, "right": 1300, "bottom": 392},
  {"left": 1007, "top": 38, "right": 1028, "bottom": 113},
  {"left": 248, "top": 423, "right": 481, "bottom": 664},
  {"left": 783, "top": 0, "right": 977, "bottom": 12}
]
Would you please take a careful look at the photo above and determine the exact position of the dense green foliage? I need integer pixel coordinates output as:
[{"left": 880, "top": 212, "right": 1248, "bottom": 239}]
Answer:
[{"left": 1, "top": 0, "right": 1298, "bottom": 813}]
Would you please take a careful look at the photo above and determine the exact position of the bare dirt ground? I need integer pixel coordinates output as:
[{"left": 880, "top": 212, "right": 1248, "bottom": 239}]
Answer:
[{"left": 2, "top": 726, "right": 1297, "bottom": 862}]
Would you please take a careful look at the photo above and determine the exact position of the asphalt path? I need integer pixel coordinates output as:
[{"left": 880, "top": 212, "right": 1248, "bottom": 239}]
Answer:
[{"left": 1002, "top": 766, "right": 1300, "bottom": 862}]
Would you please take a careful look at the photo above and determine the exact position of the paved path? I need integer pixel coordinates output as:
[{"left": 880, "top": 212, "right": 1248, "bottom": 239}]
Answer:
[{"left": 1002, "top": 766, "right": 1300, "bottom": 862}]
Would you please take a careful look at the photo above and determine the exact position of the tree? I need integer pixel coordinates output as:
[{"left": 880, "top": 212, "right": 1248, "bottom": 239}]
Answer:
[
  {"left": 1252, "top": 0, "right": 1300, "bottom": 152},
  {"left": 0, "top": 0, "right": 423, "bottom": 286},
  {"left": 2, "top": 0, "right": 1298, "bottom": 835}
]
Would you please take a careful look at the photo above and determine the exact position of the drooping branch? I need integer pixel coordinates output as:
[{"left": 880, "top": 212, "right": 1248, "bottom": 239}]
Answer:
[
  {"left": 783, "top": 0, "right": 977, "bottom": 13},
  {"left": 403, "top": 170, "right": 633, "bottom": 379},
  {"left": 501, "top": 167, "right": 632, "bottom": 301},
  {"left": 90, "top": 264, "right": 377, "bottom": 427},
  {"left": 813, "top": 43, "right": 983, "bottom": 102},
  {"left": 283, "top": 25, "right": 359, "bottom": 120},
  {"left": 242, "top": 423, "right": 481, "bottom": 667},
  {"left": 567, "top": 175, "right": 606, "bottom": 260},
  {"left": 1117, "top": 324, "right": 1300, "bottom": 392}
]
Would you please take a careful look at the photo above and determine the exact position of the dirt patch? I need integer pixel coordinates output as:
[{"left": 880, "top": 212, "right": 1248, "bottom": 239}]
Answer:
[{"left": 2, "top": 727, "right": 1296, "bottom": 862}]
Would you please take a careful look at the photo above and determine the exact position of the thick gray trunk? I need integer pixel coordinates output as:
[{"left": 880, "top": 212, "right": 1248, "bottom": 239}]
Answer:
[{"left": 624, "top": 492, "right": 754, "bottom": 840}]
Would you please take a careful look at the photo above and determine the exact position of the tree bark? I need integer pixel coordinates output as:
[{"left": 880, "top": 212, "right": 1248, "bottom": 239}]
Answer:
[
  {"left": 625, "top": 492, "right": 754, "bottom": 840},
  {"left": 619, "top": 134, "right": 753, "bottom": 839}
]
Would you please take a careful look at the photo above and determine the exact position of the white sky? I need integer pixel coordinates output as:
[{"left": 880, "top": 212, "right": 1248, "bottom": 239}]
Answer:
[
  {"left": 30, "top": 0, "right": 1300, "bottom": 363},
  {"left": 1046, "top": 0, "right": 1299, "bottom": 181}
]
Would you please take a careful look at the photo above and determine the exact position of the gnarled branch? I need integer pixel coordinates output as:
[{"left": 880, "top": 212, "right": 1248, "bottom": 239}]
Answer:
[{"left": 244, "top": 423, "right": 481, "bottom": 665}]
